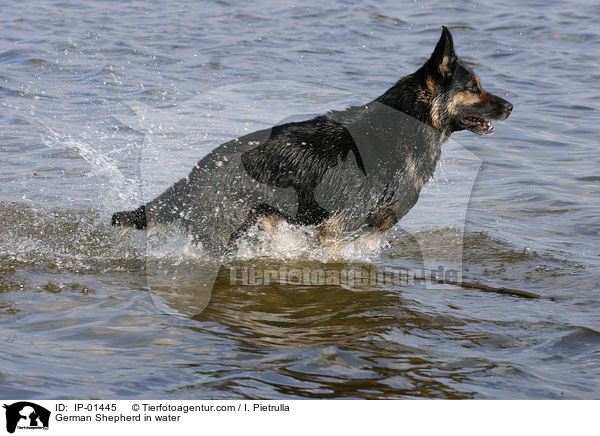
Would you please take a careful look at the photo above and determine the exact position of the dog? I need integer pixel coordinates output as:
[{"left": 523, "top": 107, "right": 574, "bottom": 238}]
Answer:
[{"left": 112, "top": 27, "right": 512, "bottom": 255}]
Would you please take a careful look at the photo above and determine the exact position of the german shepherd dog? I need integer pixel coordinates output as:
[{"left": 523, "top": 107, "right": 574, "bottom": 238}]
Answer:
[{"left": 112, "top": 27, "right": 512, "bottom": 255}]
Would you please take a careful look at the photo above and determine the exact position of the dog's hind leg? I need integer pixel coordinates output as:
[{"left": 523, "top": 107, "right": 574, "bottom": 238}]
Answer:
[
  {"left": 228, "top": 203, "right": 291, "bottom": 248},
  {"left": 111, "top": 205, "right": 147, "bottom": 230},
  {"left": 317, "top": 208, "right": 398, "bottom": 254},
  {"left": 294, "top": 189, "right": 329, "bottom": 226}
]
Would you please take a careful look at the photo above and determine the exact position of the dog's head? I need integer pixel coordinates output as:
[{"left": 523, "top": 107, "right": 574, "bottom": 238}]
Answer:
[{"left": 420, "top": 27, "right": 513, "bottom": 135}]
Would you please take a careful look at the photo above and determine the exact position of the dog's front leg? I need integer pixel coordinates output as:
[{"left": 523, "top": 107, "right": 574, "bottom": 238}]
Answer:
[{"left": 366, "top": 207, "right": 398, "bottom": 232}]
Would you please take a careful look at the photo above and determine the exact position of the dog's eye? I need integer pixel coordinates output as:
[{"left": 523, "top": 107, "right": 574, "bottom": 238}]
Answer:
[{"left": 468, "top": 84, "right": 479, "bottom": 93}]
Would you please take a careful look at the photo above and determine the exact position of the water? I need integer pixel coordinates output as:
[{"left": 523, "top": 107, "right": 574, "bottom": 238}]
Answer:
[{"left": 1, "top": 0, "right": 599, "bottom": 399}]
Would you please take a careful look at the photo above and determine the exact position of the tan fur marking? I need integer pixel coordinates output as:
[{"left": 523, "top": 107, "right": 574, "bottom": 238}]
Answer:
[
  {"left": 367, "top": 208, "right": 397, "bottom": 232},
  {"left": 405, "top": 156, "right": 417, "bottom": 179},
  {"left": 447, "top": 90, "right": 487, "bottom": 115},
  {"left": 426, "top": 76, "right": 437, "bottom": 93},
  {"left": 438, "top": 55, "right": 452, "bottom": 77},
  {"left": 430, "top": 95, "right": 444, "bottom": 130},
  {"left": 259, "top": 214, "right": 285, "bottom": 234},
  {"left": 405, "top": 156, "right": 426, "bottom": 192},
  {"left": 480, "top": 91, "right": 495, "bottom": 103},
  {"left": 316, "top": 216, "right": 347, "bottom": 251},
  {"left": 318, "top": 215, "right": 348, "bottom": 241}
]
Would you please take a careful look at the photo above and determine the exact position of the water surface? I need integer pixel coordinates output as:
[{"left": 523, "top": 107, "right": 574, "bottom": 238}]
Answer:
[{"left": 1, "top": 0, "right": 599, "bottom": 399}]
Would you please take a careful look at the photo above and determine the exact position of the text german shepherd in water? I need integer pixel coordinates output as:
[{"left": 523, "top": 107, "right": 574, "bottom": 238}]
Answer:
[{"left": 112, "top": 27, "right": 512, "bottom": 254}]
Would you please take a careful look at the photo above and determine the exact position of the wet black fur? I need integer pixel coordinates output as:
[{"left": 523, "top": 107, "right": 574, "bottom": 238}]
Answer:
[
  {"left": 112, "top": 27, "right": 512, "bottom": 251},
  {"left": 239, "top": 116, "right": 367, "bottom": 225}
]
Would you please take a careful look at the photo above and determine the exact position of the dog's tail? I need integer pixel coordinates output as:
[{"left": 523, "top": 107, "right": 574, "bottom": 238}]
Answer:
[{"left": 111, "top": 205, "right": 147, "bottom": 230}]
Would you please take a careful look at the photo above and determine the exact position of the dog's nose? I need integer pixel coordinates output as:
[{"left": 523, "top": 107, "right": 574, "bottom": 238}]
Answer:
[{"left": 502, "top": 100, "right": 513, "bottom": 114}]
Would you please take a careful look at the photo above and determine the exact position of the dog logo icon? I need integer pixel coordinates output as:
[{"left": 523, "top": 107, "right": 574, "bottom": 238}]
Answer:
[{"left": 3, "top": 402, "right": 50, "bottom": 434}]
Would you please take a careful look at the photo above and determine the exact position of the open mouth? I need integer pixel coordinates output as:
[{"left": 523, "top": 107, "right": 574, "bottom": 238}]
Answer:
[{"left": 460, "top": 116, "right": 494, "bottom": 135}]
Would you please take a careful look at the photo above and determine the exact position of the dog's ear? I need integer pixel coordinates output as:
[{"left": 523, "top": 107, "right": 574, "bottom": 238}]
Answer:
[{"left": 425, "top": 26, "right": 456, "bottom": 79}]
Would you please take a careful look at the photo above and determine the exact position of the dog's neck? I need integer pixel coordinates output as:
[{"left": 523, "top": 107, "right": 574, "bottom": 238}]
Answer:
[{"left": 374, "top": 74, "right": 452, "bottom": 139}]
